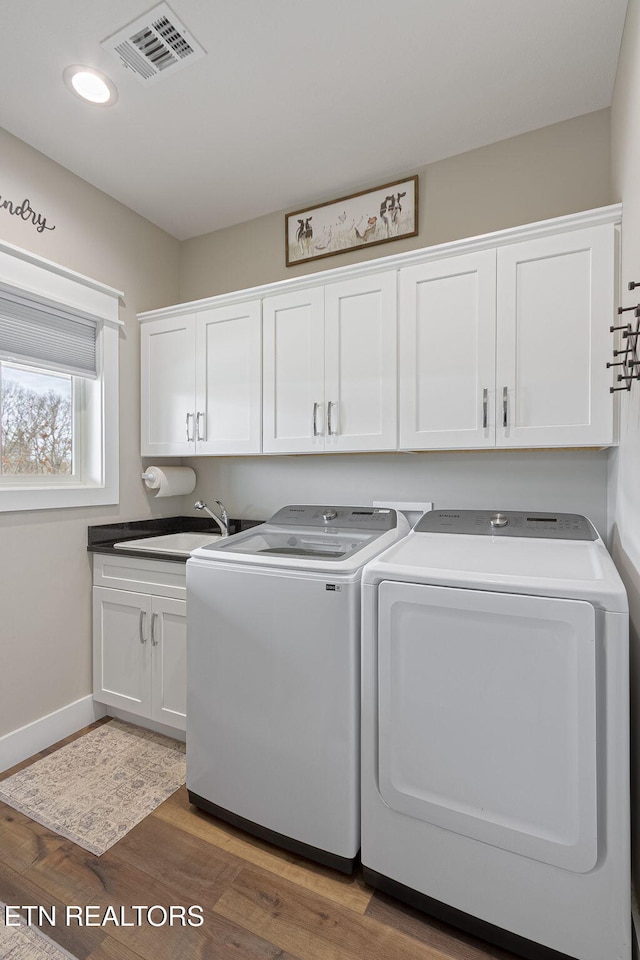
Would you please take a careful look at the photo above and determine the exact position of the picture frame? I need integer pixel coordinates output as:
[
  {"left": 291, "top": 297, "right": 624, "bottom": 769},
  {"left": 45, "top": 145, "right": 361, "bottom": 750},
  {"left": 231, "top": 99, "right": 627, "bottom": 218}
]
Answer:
[{"left": 285, "top": 175, "right": 418, "bottom": 267}]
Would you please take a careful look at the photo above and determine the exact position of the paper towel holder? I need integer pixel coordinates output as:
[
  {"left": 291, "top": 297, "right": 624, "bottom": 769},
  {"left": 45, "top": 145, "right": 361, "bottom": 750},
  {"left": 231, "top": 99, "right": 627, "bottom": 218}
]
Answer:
[{"left": 140, "top": 465, "right": 197, "bottom": 497}]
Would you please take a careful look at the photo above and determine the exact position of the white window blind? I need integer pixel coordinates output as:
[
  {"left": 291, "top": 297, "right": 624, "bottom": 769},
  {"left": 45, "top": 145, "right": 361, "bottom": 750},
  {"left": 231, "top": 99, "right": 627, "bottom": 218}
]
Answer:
[{"left": 0, "top": 289, "right": 97, "bottom": 379}]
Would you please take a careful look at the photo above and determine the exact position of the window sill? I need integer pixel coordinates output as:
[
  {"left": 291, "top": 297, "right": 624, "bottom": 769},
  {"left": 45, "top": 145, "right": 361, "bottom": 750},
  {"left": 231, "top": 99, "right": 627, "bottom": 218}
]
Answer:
[{"left": 0, "top": 482, "right": 119, "bottom": 513}]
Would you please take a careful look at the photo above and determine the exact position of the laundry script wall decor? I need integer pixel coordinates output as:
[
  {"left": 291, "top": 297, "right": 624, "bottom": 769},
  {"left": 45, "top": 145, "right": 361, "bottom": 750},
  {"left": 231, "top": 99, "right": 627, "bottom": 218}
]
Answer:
[{"left": 0, "top": 191, "right": 55, "bottom": 234}]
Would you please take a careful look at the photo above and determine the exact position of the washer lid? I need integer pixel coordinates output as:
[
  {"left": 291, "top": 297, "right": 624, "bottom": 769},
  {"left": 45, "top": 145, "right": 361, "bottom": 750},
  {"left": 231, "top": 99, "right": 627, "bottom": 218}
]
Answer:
[
  {"left": 205, "top": 525, "right": 380, "bottom": 560},
  {"left": 190, "top": 505, "right": 410, "bottom": 573}
]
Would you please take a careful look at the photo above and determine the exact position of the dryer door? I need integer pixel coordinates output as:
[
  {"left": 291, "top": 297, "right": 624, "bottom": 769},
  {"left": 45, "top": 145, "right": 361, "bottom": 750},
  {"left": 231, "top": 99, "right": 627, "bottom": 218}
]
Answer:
[{"left": 377, "top": 582, "right": 598, "bottom": 872}]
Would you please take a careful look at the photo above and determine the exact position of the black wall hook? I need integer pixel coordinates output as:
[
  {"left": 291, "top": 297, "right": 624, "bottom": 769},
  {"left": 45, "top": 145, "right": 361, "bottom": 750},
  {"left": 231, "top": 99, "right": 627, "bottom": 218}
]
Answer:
[{"left": 609, "top": 290, "right": 640, "bottom": 393}]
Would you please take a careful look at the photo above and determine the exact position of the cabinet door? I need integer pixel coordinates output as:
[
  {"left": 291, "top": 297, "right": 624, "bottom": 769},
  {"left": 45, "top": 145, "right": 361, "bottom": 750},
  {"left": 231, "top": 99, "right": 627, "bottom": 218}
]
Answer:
[
  {"left": 92, "top": 587, "right": 151, "bottom": 717},
  {"left": 324, "top": 271, "right": 398, "bottom": 452},
  {"left": 195, "top": 301, "right": 262, "bottom": 455},
  {"left": 399, "top": 251, "right": 497, "bottom": 449},
  {"left": 496, "top": 225, "right": 615, "bottom": 448},
  {"left": 262, "top": 287, "right": 325, "bottom": 453},
  {"left": 140, "top": 315, "right": 196, "bottom": 456},
  {"left": 150, "top": 597, "right": 187, "bottom": 732}
]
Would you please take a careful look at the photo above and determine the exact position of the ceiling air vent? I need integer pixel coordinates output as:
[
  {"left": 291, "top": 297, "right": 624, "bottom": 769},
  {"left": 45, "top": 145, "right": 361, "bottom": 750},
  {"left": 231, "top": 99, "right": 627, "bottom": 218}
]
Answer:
[{"left": 101, "top": 2, "right": 206, "bottom": 84}]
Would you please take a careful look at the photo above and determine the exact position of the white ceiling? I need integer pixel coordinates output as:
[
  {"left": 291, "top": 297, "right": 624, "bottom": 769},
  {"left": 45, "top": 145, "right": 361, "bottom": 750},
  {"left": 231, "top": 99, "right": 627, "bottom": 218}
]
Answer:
[{"left": 0, "top": 0, "right": 629, "bottom": 241}]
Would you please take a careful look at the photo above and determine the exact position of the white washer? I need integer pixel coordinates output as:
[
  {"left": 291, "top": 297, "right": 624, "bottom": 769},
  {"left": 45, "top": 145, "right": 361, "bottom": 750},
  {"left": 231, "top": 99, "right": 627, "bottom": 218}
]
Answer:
[
  {"left": 187, "top": 504, "right": 410, "bottom": 873},
  {"left": 361, "top": 509, "right": 630, "bottom": 960}
]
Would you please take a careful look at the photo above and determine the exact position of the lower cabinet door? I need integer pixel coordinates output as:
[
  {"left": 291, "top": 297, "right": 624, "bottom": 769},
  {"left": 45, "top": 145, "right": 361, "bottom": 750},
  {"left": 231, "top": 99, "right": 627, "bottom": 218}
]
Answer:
[
  {"left": 92, "top": 587, "right": 152, "bottom": 717},
  {"left": 93, "top": 587, "right": 187, "bottom": 731},
  {"left": 150, "top": 596, "right": 187, "bottom": 732}
]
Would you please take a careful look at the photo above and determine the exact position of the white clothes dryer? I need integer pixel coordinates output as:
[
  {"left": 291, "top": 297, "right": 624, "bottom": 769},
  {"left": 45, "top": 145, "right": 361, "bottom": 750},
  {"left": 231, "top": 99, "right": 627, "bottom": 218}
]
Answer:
[
  {"left": 187, "top": 504, "right": 410, "bottom": 873},
  {"left": 361, "top": 509, "right": 630, "bottom": 960}
]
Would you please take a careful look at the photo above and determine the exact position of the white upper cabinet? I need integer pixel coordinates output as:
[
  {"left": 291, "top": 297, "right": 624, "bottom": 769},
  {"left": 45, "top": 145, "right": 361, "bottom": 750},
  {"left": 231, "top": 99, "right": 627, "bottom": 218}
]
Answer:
[
  {"left": 399, "top": 251, "right": 497, "bottom": 449},
  {"left": 262, "top": 287, "right": 325, "bottom": 454},
  {"left": 141, "top": 313, "right": 196, "bottom": 456},
  {"left": 324, "top": 271, "right": 397, "bottom": 452},
  {"left": 399, "top": 221, "right": 616, "bottom": 451},
  {"left": 140, "top": 205, "right": 620, "bottom": 457},
  {"left": 140, "top": 300, "right": 261, "bottom": 456},
  {"left": 263, "top": 271, "right": 397, "bottom": 454},
  {"left": 195, "top": 301, "right": 262, "bottom": 455},
  {"left": 495, "top": 225, "right": 615, "bottom": 448}
]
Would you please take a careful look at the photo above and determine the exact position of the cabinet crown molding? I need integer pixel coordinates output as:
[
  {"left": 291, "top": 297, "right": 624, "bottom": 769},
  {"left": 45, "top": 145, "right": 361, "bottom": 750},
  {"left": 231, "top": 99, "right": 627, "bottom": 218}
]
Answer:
[{"left": 138, "top": 204, "right": 622, "bottom": 323}]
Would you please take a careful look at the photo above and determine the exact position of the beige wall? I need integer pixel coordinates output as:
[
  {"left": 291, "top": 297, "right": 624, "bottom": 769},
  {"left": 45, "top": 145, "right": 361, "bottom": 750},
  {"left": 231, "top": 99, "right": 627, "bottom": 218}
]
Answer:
[
  {"left": 0, "top": 129, "right": 181, "bottom": 738},
  {"left": 611, "top": 0, "right": 640, "bottom": 893},
  {"left": 180, "top": 109, "right": 611, "bottom": 301}
]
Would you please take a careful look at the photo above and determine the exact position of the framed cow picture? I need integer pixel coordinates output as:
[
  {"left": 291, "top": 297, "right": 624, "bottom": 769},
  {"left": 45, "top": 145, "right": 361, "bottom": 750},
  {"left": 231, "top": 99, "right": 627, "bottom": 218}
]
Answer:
[{"left": 285, "top": 175, "right": 418, "bottom": 266}]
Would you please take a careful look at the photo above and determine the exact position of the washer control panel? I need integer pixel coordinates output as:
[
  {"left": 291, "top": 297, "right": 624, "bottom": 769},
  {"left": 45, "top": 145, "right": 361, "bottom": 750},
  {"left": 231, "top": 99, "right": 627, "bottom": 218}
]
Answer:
[
  {"left": 415, "top": 509, "right": 597, "bottom": 540},
  {"left": 268, "top": 504, "right": 399, "bottom": 531}
]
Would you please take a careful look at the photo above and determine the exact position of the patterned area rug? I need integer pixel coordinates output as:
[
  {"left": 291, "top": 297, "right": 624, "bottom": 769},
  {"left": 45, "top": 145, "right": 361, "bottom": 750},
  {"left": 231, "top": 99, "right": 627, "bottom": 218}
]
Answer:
[
  {"left": 0, "top": 720, "right": 185, "bottom": 855},
  {"left": 0, "top": 902, "right": 79, "bottom": 959}
]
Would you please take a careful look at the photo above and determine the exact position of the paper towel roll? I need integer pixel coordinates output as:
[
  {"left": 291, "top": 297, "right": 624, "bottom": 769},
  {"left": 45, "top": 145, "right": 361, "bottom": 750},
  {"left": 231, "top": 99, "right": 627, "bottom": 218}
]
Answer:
[{"left": 142, "top": 466, "right": 196, "bottom": 498}]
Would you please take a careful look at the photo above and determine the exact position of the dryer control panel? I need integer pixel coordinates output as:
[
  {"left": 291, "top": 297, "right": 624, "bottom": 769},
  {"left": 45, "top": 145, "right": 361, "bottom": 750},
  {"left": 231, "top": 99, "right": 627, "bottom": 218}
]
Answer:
[{"left": 415, "top": 510, "right": 597, "bottom": 540}]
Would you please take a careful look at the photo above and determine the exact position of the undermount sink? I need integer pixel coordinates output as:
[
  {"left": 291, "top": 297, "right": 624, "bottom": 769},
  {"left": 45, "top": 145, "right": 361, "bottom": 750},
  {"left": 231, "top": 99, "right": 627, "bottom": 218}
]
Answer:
[{"left": 113, "top": 532, "right": 222, "bottom": 556}]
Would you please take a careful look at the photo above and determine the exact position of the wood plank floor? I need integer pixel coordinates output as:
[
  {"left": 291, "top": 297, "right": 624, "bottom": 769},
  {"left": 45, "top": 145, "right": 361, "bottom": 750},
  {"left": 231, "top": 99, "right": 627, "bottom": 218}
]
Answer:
[{"left": 0, "top": 720, "right": 520, "bottom": 960}]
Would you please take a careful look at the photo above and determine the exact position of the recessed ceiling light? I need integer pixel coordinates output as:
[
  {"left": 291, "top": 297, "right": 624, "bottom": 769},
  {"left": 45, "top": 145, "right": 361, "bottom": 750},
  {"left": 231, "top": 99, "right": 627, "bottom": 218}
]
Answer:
[{"left": 63, "top": 65, "right": 118, "bottom": 106}]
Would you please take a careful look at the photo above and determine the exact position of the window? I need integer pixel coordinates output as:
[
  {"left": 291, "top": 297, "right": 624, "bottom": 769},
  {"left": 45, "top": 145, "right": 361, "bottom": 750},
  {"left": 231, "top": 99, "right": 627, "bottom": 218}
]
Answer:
[
  {"left": 0, "top": 363, "right": 74, "bottom": 477},
  {"left": 0, "top": 240, "right": 122, "bottom": 512}
]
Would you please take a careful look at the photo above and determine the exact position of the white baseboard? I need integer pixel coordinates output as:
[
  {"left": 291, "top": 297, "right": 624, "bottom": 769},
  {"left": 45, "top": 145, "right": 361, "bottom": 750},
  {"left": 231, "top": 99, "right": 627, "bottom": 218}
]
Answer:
[
  {"left": 0, "top": 695, "right": 107, "bottom": 773},
  {"left": 106, "top": 706, "right": 186, "bottom": 743}
]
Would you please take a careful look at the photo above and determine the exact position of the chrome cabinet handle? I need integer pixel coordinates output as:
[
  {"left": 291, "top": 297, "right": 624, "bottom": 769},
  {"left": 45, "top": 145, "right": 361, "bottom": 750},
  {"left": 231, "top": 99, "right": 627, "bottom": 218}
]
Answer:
[
  {"left": 502, "top": 387, "right": 508, "bottom": 428},
  {"left": 312, "top": 402, "right": 320, "bottom": 437},
  {"left": 139, "top": 609, "right": 147, "bottom": 644},
  {"left": 151, "top": 612, "right": 158, "bottom": 647},
  {"left": 327, "top": 400, "right": 338, "bottom": 436},
  {"left": 196, "top": 412, "right": 205, "bottom": 442},
  {"left": 185, "top": 412, "right": 194, "bottom": 442},
  {"left": 482, "top": 388, "right": 488, "bottom": 429}
]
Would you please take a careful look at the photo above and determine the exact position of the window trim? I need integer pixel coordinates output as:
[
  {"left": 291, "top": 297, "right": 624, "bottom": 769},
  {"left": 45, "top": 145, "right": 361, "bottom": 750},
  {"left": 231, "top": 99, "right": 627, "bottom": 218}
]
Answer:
[{"left": 0, "top": 239, "right": 122, "bottom": 512}]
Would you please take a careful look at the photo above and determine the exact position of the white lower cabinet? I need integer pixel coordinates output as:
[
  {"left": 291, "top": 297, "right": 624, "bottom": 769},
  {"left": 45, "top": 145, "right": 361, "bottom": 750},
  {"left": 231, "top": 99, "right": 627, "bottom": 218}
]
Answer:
[{"left": 92, "top": 555, "right": 187, "bottom": 733}]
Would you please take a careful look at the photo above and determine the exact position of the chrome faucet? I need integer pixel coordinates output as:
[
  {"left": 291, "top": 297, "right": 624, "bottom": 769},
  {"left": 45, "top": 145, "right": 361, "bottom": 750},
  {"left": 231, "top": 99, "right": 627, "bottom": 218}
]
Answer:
[{"left": 194, "top": 499, "right": 229, "bottom": 537}]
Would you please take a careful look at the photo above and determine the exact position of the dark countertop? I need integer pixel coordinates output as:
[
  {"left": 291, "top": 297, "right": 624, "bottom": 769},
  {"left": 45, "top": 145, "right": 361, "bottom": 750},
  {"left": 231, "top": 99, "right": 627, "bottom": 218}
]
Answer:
[{"left": 88, "top": 515, "right": 263, "bottom": 563}]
